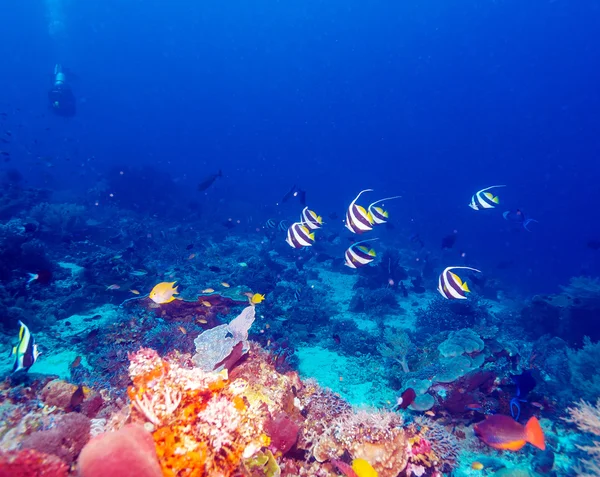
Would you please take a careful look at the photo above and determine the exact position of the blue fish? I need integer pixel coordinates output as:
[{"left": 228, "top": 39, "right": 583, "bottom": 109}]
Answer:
[{"left": 503, "top": 209, "right": 538, "bottom": 231}]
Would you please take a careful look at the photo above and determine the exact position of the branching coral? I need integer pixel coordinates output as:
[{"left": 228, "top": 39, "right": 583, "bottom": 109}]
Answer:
[
  {"left": 378, "top": 328, "right": 413, "bottom": 373},
  {"left": 565, "top": 399, "right": 600, "bottom": 477},
  {"left": 567, "top": 337, "right": 600, "bottom": 402}
]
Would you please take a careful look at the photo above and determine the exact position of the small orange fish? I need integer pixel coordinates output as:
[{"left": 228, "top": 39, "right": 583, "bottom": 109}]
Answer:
[
  {"left": 201, "top": 301, "right": 212, "bottom": 307},
  {"left": 188, "top": 253, "right": 196, "bottom": 260},
  {"left": 197, "top": 318, "right": 208, "bottom": 324},
  {"left": 471, "top": 462, "right": 484, "bottom": 471},
  {"left": 106, "top": 284, "right": 120, "bottom": 290},
  {"left": 70, "top": 356, "right": 82, "bottom": 369},
  {"left": 221, "top": 282, "right": 230, "bottom": 288},
  {"left": 201, "top": 288, "right": 215, "bottom": 293},
  {"left": 178, "top": 326, "right": 187, "bottom": 334},
  {"left": 265, "top": 323, "right": 270, "bottom": 329},
  {"left": 425, "top": 410, "right": 436, "bottom": 417},
  {"left": 129, "top": 289, "right": 140, "bottom": 295},
  {"left": 339, "top": 376, "right": 344, "bottom": 382}
]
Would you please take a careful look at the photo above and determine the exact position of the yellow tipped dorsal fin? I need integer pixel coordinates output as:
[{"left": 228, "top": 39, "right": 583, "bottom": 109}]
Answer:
[
  {"left": 462, "top": 281, "right": 470, "bottom": 292},
  {"left": 492, "top": 195, "right": 499, "bottom": 204}
]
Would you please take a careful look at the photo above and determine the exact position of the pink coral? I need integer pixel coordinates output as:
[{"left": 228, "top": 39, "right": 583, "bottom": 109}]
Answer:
[
  {"left": 20, "top": 413, "right": 91, "bottom": 466},
  {"left": 77, "top": 424, "right": 162, "bottom": 477},
  {"left": 265, "top": 412, "right": 299, "bottom": 455},
  {"left": 0, "top": 449, "right": 69, "bottom": 477}
]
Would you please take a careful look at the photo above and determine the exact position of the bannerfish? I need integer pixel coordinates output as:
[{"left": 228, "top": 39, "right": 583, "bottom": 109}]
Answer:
[
  {"left": 197, "top": 170, "right": 222, "bottom": 192},
  {"left": 469, "top": 185, "right": 506, "bottom": 210},
  {"left": 345, "top": 239, "right": 378, "bottom": 268},
  {"left": 285, "top": 222, "right": 315, "bottom": 248},
  {"left": 11, "top": 321, "right": 41, "bottom": 373},
  {"left": 149, "top": 281, "right": 179, "bottom": 304},
  {"left": 503, "top": 209, "right": 538, "bottom": 231},
  {"left": 474, "top": 415, "right": 545, "bottom": 451},
  {"left": 301, "top": 207, "right": 323, "bottom": 230},
  {"left": 345, "top": 189, "right": 374, "bottom": 234},
  {"left": 437, "top": 266, "right": 481, "bottom": 299},
  {"left": 367, "top": 196, "right": 401, "bottom": 225}
]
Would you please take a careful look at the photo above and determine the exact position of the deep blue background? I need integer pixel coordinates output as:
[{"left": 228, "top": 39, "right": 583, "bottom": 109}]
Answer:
[{"left": 1, "top": 0, "right": 599, "bottom": 294}]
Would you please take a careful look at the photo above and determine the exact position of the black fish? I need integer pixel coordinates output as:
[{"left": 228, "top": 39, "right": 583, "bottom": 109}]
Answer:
[
  {"left": 67, "top": 385, "right": 85, "bottom": 412},
  {"left": 186, "top": 243, "right": 194, "bottom": 250},
  {"left": 208, "top": 265, "right": 221, "bottom": 272},
  {"left": 281, "top": 184, "right": 306, "bottom": 206},
  {"left": 222, "top": 220, "right": 235, "bottom": 229},
  {"left": 587, "top": 240, "right": 600, "bottom": 250},
  {"left": 441, "top": 232, "right": 457, "bottom": 249},
  {"left": 511, "top": 369, "right": 536, "bottom": 398},
  {"left": 197, "top": 170, "right": 222, "bottom": 192},
  {"left": 1, "top": 138, "right": 9, "bottom": 143},
  {"left": 400, "top": 282, "right": 408, "bottom": 298},
  {"left": 1, "top": 151, "right": 10, "bottom": 156},
  {"left": 332, "top": 334, "right": 341, "bottom": 345},
  {"left": 409, "top": 233, "right": 424, "bottom": 248}
]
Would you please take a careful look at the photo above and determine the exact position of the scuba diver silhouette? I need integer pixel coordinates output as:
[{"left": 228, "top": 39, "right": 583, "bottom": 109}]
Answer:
[{"left": 48, "top": 64, "right": 76, "bottom": 117}]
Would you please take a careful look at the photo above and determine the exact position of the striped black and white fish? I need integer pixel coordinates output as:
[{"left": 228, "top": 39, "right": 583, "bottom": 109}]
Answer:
[
  {"left": 469, "top": 185, "right": 505, "bottom": 210},
  {"left": 437, "top": 266, "right": 481, "bottom": 300},
  {"left": 301, "top": 207, "right": 323, "bottom": 230},
  {"left": 344, "top": 238, "right": 378, "bottom": 268},
  {"left": 265, "top": 219, "right": 288, "bottom": 232},
  {"left": 345, "top": 189, "right": 374, "bottom": 234},
  {"left": 367, "top": 196, "right": 402, "bottom": 225},
  {"left": 10, "top": 321, "right": 41, "bottom": 373},
  {"left": 285, "top": 222, "right": 315, "bottom": 248}
]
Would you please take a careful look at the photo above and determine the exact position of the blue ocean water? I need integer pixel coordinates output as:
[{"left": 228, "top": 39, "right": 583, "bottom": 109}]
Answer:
[{"left": 1, "top": 1, "right": 600, "bottom": 476}]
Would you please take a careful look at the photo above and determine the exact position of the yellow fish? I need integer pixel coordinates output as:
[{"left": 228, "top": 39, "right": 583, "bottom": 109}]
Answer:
[
  {"left": 149, "top": 281, "right": 179, "bottom": 304},
  {"left": 201, "top": 288, "right": 215, "bottom": 293},
  {"left": 197, "top": 318, "right": 208, "bottom": 324},
  {"left": 221, "top": 282, "right": 230, "bottom": 288},
  {"left": 129, "top": 289, "right": 140, "bottom": 295},
  {"left": 201, "top": 301, "right": 212, "bottom": 307},
  {"left": 352, "top": 459, "right": 378, "bottom": 477},
  {"left": 249, "top": 293, "right": 265, "bottom": 305},
  {"left": 471, "top": 462, "right": 484, "bottom": 471}
]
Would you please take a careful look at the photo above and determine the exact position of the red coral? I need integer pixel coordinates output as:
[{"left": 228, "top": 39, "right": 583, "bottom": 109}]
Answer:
[
  {"left": 20, "top": 413, "right": 91, "bottom": 465},
  {"left": 265, "top": 412, "right": 299, "bottom": 455},
  {"left": 0, "top": 449, "right": 69, "bottom": 477},
  {"left": 77, "top": 424, "right": 162, "bottom": 477}
]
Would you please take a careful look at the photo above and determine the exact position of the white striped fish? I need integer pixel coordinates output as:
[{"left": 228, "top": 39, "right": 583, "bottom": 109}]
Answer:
[
  {"left": 301, "top": 207, "right": 323, "bottom": 230},
  {"left": 437, "top": 266, "right": 481, "bottom": 299},
  {"left": 285, "top": 222, "right": 315, "bottom": 248},
  {"left": 11, "top": 321, "right": 41, "bottom": 373},
  {"left": 345, "top": 189, "right": 374, "bottom": 234},
  {"left": 469, "top": 185, "right": 505, "bottom": 210},
  {"left": 345, "top": 239, "right": 378, "bottom": 268},
  {"left": 367, "top": 196, "right": 402, "bottom": 225}
]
